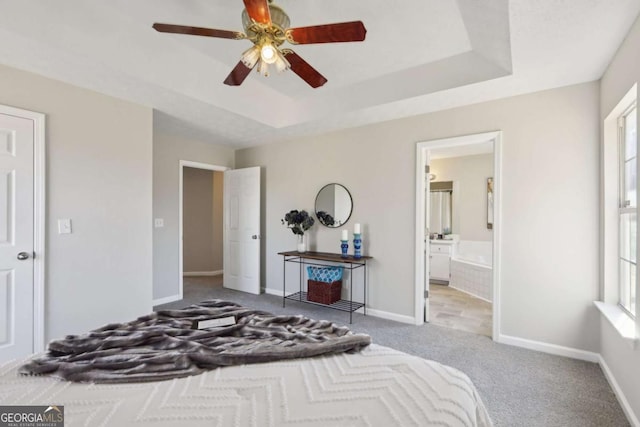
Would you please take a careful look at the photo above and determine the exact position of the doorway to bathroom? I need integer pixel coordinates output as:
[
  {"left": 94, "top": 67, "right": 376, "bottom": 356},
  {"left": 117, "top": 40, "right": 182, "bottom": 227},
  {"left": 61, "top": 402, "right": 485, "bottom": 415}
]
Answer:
[{"left": 414, "top": 132, "right": 502, "bottom": 340}]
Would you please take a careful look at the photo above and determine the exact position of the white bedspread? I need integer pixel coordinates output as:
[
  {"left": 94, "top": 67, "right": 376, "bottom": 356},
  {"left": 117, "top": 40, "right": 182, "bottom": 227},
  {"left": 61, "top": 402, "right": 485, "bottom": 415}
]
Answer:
[{"left": 1, "top": 344, "right": 492, "bottom": 426}]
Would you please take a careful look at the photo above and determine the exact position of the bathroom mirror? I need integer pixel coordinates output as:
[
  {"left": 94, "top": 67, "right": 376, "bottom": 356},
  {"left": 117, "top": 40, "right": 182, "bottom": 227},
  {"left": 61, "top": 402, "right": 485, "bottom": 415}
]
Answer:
[
  {"left": 429, "top": 181, "right": 453, "bottom": 235},
  {"left": 314, "top": 183, "right": 353, "bottom": 228}
]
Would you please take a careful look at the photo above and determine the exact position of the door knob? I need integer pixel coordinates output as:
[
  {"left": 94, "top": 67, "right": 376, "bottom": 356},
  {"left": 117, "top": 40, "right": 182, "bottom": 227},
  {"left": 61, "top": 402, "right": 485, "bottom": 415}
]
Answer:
[
  {"left": 251, "top": 235, "right": 260, "bottom": 240},
  {"left": 17, "top": 252, "right": 30, "bottom": 260}
]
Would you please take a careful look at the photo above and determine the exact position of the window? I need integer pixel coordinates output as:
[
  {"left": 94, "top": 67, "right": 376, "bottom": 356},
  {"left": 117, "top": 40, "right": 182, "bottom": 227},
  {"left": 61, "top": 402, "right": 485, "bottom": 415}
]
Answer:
[
  {"left": 601, "top": 84, "right": 638, "bottom": 340},
  {"left": 619, "top": 103, "right": 637, "bottom": 317}
]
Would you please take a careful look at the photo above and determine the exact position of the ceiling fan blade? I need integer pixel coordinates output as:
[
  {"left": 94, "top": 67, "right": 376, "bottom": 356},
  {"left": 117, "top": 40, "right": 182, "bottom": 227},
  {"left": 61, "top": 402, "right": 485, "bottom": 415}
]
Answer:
[
  {"left": 224, "top": 61, "right": 254, "bottom": 86},
  {"left": 153, "top": 23, "right": 244, "bottom": 40},
  {"left": 286, "top": 21, "right": 366, "bottom": 44},
  {"left": 282, "top": 51, "right": 327, "bottom": 88},
  {"left": 243, "top": 0, "right": 271, "bottom": 25}
]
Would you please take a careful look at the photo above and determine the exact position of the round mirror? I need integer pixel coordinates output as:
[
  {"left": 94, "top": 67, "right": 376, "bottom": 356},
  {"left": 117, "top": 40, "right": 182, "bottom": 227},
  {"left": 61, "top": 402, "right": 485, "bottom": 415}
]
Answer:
[{"left": 314, "top": 183, "right": 353, "bottom": 228}]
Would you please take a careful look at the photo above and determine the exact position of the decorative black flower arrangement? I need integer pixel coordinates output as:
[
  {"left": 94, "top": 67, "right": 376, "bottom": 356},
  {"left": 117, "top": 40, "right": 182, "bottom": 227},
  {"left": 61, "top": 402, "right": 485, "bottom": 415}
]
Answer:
[
  {"left": 316, "top": 211, "right": 335, "bottom": 227},
  {"left": 281, "top": 210, "right": 315, "bottom": 235}
]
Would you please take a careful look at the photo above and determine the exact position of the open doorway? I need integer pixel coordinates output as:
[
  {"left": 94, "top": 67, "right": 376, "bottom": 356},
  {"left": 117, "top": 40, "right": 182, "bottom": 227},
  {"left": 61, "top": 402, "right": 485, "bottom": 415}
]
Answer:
[
  {"left": 428, "top": 147, "right": 494, "bottom": 337},
  {"left": 179, "top": 161, "right": 228, "bottom": 301},
  {"left": 415, "top": 132, "right": 502, "bottom": 340}
]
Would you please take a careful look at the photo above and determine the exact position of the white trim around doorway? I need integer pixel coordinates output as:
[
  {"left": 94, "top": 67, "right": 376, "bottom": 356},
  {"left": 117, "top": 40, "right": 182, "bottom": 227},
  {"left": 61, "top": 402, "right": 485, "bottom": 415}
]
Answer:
[
  {"left": 33, "top": 109, "right": 46, "bottom": 353},
  {"left": 414, "top": 131, "right": 502, "bottom": 341},
  {"left": 178, "top": 160, "right": 229, "bottom": 300},
  {"left": 0, "top": 104, "right": 46, "bottom": 353}
]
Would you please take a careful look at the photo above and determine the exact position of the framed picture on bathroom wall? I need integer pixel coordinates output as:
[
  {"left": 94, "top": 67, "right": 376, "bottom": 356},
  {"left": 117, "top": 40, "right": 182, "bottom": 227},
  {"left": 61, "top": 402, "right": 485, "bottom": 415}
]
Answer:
[{"left": 487, "top": 177, "right": 494, "bottom": 230}]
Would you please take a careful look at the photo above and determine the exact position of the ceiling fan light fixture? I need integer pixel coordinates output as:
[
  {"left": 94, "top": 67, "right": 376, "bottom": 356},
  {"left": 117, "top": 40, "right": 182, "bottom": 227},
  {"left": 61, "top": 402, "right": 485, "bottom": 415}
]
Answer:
[
  {"left": 257, "top": 60, "right": 270, "bottom": 77},
  {"left": 241, "top": 45, "right": 260, "bottom": 68},
  {"left": 273, "top": 50, "right": 290, "bottom": 73},
  {"left": 260, "top": 42, "right": 277, "bottom": 64}
]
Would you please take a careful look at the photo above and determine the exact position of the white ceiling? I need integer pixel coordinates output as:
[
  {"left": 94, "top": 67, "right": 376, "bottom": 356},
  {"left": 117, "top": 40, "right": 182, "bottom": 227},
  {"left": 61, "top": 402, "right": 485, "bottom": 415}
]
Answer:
[{"left": 0, "top": 0, "right": 638, "bottom": 148}]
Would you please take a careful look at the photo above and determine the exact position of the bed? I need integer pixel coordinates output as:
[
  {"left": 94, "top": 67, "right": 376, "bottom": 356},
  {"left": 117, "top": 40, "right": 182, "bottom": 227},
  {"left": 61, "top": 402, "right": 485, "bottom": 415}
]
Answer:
[{"left": 1, "top": 301, "right": 492, "bottom": 426}]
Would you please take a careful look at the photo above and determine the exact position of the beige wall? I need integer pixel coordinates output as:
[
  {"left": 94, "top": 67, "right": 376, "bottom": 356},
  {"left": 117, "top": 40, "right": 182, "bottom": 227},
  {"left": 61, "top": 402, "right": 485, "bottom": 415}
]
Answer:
[
  {"left": 599, "top": 13, "right": 640, "bottom": 423},
  {"left": 431, "top": 154, "right": 493, "bottom": 241},
  {"left": 0, "top": 64, "right": 153, "bottom": 341},
  {"left": 212, "top": 171, "right": 224, "bottom": 271},
  {"left": 183, "top": 167, "right": 214, "bottom": 272},
  {"left": 236, "top": 81, "right": 600, "bottom": 351},
  {"left": 153, "top": 132, "right": 234, "bottom": 301}
]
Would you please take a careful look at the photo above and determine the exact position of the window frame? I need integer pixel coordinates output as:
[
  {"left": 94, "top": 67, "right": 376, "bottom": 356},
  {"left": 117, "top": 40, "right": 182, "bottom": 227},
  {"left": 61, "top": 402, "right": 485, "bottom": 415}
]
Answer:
[
  {"left": 618, "top": 102, "right": 637, "bottom": 318},
  {"left": 599, "top": 83, "right": 639, "bottom": 346}
]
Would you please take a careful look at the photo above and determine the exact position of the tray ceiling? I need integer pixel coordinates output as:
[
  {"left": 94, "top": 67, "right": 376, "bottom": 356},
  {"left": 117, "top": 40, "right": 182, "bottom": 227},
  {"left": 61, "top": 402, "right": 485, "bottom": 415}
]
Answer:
[{"left": 0, "top": 0, "right": 638, "bottom": 147}]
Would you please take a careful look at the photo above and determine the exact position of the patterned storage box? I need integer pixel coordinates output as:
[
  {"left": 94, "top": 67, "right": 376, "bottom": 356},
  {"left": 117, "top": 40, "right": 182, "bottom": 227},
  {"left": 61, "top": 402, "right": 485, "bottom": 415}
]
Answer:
[
  {"left": 307, "top": 280, "right": 342, "bottom": 305},
  {"left": 306, "top": 266, "right": 343, "bottom": 305}
]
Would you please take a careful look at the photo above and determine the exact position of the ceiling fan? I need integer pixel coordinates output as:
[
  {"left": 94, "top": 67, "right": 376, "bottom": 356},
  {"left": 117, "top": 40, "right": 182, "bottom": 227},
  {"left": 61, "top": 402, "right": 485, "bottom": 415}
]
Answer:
[{"left": 152, "top": 0, "right": 366, "bottom": 88}]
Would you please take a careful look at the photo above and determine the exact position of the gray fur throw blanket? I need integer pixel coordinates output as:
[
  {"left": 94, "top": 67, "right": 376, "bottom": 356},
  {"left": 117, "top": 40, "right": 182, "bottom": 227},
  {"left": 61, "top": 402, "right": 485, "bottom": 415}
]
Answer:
[{"left": 19, "top": 300, "right": 371, "bottom": 384}]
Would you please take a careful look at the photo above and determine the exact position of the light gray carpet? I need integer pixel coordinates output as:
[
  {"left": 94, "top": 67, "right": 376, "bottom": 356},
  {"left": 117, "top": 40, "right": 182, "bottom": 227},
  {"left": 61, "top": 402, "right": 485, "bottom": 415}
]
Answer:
[{"left": 156, "top": 276, "right": 629, "bottom": 427}]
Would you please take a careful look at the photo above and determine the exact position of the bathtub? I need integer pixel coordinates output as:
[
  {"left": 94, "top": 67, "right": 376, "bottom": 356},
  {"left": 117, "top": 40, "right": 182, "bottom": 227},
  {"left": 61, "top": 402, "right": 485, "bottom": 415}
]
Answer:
[{"left": 450, "top": 241, "right": 493, "bottom": 302}]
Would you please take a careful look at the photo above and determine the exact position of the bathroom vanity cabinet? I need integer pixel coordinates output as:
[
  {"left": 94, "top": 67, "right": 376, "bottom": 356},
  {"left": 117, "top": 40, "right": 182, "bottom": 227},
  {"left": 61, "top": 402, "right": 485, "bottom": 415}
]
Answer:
[{"left": 429, "top": 240, "right": 457, "bottom": 282}]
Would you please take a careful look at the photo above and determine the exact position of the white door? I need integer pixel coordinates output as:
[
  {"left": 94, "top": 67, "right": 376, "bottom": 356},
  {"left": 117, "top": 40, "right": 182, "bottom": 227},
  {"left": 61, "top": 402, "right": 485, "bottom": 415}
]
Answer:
[
  {"left": 223, "top": 167, "right": 261, "bottom": 295},
  {"left": 0, "top": 111, "right": 35, "bottom": 360}
]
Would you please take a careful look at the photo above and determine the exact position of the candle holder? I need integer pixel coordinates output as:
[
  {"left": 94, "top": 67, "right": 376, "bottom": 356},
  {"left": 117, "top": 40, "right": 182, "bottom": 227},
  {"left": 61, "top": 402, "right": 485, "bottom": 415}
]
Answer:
[
  {"left": 353, "top": 233, "right": 362, "bottom": 259},
  {"left": 340, "top": 240, "right": 349, "bottom": 258}
]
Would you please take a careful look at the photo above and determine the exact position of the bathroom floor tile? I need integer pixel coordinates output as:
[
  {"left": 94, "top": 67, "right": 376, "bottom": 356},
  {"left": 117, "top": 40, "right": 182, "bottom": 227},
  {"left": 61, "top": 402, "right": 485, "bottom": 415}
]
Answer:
[{"left": 428, "top": 284, "right": 492, "bottom": 337}]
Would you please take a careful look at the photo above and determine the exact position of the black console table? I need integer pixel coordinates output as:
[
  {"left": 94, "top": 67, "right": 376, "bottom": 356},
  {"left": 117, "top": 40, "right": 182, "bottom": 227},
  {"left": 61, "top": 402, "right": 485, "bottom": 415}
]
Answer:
[{"left": 278, "top": 251, "right": 372, "bottom": 323}]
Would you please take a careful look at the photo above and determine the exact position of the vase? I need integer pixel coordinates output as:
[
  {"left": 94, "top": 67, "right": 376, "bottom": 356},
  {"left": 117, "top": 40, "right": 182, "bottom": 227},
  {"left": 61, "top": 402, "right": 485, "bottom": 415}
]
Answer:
[
  {"left": 297, "top": 234, "right": 306, "bottom": 253},
  {"left": 340, "top": 240, "right": 349, "bottom": 258},
  {"left": 353, "top": 233, "right": 362, "bottom": 259}
]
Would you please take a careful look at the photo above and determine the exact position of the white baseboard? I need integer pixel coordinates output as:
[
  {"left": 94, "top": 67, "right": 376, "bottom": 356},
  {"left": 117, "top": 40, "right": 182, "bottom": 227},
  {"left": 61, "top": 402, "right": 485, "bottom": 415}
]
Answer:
[
  {"left": 183, "top": 270, "right": 223, "bottom": 277},
  {"left": 599, "top": 355, "right": 640, "bottom": 427},
  {"left": 497, "top": 333, "right": 599, "bottom": 363},
  {"left": 264, "top": 287, "right": 282, "bottom": 296},
  {"left": 355, "top": 307, "right": 415, "bottom": 324},
  {"left": 152, "top": 294, "right": 182, "bottom": 306}
]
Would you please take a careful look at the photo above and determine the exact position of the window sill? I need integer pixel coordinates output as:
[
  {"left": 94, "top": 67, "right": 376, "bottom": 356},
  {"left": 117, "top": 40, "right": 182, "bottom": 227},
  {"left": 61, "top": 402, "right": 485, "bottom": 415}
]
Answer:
[{"left": 594, "top": 301, "right": 638, "bottom": 349}]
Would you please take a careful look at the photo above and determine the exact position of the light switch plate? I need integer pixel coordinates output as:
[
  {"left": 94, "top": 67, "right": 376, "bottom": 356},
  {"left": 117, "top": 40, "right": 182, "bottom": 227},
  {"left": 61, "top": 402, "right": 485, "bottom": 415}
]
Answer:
[
  {"left": 58, "top": 219, "right": 72, "bottom": 234},
  {"left": 154, "top": 218, "right": 164, "bottom": 228}
]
